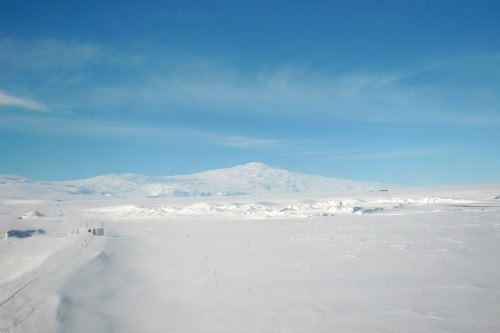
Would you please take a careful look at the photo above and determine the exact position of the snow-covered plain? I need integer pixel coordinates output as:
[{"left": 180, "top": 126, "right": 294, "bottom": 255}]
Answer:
[{"left": 1, "top": 165, "right": 499, "bottom": 332}]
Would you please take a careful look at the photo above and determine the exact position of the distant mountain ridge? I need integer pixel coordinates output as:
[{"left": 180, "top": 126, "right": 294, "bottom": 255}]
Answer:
[{"left": 0, "top": 162, "right": 385, "bottom": 199}]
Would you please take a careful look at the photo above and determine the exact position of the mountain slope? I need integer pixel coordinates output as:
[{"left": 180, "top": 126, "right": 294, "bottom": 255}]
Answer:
[{"left": 0, "top": 163, "right": 385, "bottom": 199}]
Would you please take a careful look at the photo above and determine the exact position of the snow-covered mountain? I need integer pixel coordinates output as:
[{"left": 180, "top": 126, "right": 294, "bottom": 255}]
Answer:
[{"left": 0, "top": 162, "right": 385, "bottom": 199}]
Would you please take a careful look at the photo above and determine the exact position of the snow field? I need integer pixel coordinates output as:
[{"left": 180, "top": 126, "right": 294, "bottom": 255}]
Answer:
[{"left": 0, "top": 186, "right": 499, "bottom": 332}]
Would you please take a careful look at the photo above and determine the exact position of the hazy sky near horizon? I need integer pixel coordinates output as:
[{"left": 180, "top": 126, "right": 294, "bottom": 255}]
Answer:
[{"left": 1, "top": 0, "right": 499, "bottom": 185}]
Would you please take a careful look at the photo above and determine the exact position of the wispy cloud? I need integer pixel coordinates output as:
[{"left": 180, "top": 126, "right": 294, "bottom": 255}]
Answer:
[
  {"left": 328, "top": 146, "right": 460, "bottom": 160},
  {"left": 0, "top": 38, "right": 106, "bottom": 71},
  {"left": 0, "top": 112, "right": 285, "bottom": 151},
  {"left": 183, "top": 65, "right": 498, "bottom": 126},
  {"left": 0, "top": 90, "right": 47, "bottom": 111},
  {"left": 84, "top": 57, "right": 500, "bottom": 126},
  {"left": 198, "top": 133, "right": 285, "bottom": 150},
  {"left": 277, "top": 145, "right": 461, "bottom": 160},
  {"left": 1, "top": 38, "right": 499, "bottom": 129}
]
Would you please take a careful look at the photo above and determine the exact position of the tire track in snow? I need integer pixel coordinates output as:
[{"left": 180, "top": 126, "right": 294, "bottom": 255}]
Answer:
[
  {"left": 0, "top": 234, "right": 96, "bottom": 308},
  {"left": 0, "top": 274, "right": 45, "bottom": 307}
]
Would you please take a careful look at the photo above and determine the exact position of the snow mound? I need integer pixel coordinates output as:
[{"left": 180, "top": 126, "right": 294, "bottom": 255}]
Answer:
[
  {"left": 372, "top": 196, "right": 468, "bottom": 209},
  {"left": 75, "top": 193, "right": 493, "bottom": 221},
  {"left": 18, "top": 211, "right": 45, "bottom": 219},
  {"left": 83, "top": 199, "right": 387, "bottom": 220},
  {"left": 90, "top": 205, "right": 140, "bottom": 213}
]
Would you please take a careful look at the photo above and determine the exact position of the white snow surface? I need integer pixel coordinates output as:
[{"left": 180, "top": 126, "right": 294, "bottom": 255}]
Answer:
[{"left": 0, "top": 167, "right": 499, "bottom": 332}]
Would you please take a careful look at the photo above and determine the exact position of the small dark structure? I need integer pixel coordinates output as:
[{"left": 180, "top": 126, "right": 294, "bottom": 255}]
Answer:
[{"left": 92, "top": 228, "right": 104, "bottom": 236}]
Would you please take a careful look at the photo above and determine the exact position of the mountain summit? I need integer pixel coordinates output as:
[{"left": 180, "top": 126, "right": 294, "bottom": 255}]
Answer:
[
  {"left": 0, "top": 163, "right": 384, "bottom": 199},
  {"left": 144, "top": 162, "right": 382, "bottom": 197}
]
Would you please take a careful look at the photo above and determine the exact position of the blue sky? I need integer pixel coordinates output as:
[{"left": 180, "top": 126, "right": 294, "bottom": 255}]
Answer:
[{"left": 1, "top": 0, "right": 499, "bottom": 185}]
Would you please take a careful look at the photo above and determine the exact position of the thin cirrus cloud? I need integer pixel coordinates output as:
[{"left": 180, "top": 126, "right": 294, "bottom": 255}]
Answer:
[
  {"left": 0, "top": 111, "right": 285, "bottom": 151},
  {"left": 0, "top": 38, "right": 107, "bottom": 71},
  {"left": 0, "top": 90, "right": 47, "bottom": 111},
  {"left": 85, "top": 58, "right": 500, "bottom": 127},
  {"left": 2, "top": 39, "right": 499, "bottom": 126},
  {"left": 329, "top": 146, "right": 459, "bottom": 161},
  {"left": 200, "top": 133, "right": 286, "bottom": 150},
  {"left": 276, "top": 145, "right": 460, "bottom": 161},
  {"left": 154, "top": 68, "right": 428, "bottom": 120},
  {"left": 0, "top": 110, "right": 455, "bottom": 160}
]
